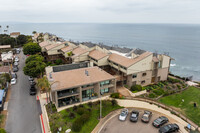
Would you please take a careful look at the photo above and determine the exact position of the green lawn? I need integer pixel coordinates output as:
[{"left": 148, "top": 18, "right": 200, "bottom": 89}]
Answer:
[
  {"left": 47, "top": 100, "right": 122, "bottom": 133},
  {"left": 159, "top": 86, "right": 200, "bottom": 126}
]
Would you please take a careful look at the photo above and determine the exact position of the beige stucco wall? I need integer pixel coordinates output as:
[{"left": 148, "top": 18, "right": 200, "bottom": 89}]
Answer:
[
  {"left": 159, "top": 55, "right": 170, "bottom": 68},
  {"left": 47, "top": 44, "right": 65, "bottom": 55},
  {"left": 73, "top": 52, "right": 89, "bottom": 62},
  {"left": 130, "top": 70, "right": 152, "bottom": 86},
  {"left": 96, "top": 56, "right": 109, "bottom": 66},
  {"left": 157, "top": 67, "right": 169, "bottom": 81},
  {"left": 127, "top": 54, "right": 153, "bottom": 75}
]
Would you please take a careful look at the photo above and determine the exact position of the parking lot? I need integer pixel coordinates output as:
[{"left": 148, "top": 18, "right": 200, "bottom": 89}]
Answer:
[{"left": 100, "top": 108, "right": 180, "bottom": 133}]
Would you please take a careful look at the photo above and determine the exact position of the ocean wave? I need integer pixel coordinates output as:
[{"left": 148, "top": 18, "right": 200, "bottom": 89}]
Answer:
[{"left": 170, "top": 64, "right": 176, "bottom": 67}]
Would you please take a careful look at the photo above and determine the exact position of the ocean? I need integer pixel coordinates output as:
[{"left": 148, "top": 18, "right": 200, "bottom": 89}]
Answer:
[{"left": 1, "top": 23, "right": 200, "bottom": 81}]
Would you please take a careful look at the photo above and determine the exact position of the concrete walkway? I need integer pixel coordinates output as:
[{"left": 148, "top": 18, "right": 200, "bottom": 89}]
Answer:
[
  {"left": 117, "top": 86, "right": 131, "bottom": 97},
  {"left": 93, "top": 99, "right": 189, "bottom": 133}
]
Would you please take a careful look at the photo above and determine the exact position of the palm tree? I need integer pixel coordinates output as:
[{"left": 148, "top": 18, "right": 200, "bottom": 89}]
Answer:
[
  {"left": 37, "top": 76, "right": 53, "bottom": 112},
  {"left": 6, "top": 25, "right": 9, "bottom": 34}
]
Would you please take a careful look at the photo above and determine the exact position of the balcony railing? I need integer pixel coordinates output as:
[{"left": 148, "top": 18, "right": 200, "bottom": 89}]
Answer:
[{"left": 58, "top": 91, "right": 79, "bottom": 98}]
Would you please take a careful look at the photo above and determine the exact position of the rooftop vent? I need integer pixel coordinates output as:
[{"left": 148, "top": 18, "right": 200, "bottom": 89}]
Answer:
[{"left": 85, "top": 70, "right": 89, "bottom": 76}]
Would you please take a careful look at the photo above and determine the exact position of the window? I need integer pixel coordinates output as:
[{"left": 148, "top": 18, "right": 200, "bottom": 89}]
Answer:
[
  {"left": 100, "top": 88, "right": 109, "bottom": 94},
  {"left": 142, "top": 73, "right": 147, "bottom": 76},
  {"left": 132, "top": 74, "right": 137, "bottom": 78},
  {"left": 141, "top": 80, "right": 145, "bottom": 84},
  {"left": 100, "top": 80, "right": 110, "bottom": 87}
]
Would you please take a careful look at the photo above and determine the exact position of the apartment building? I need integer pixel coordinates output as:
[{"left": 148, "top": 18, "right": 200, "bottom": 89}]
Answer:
[{"left": 46, "top": 66, "right": 116, "bottom": 109}]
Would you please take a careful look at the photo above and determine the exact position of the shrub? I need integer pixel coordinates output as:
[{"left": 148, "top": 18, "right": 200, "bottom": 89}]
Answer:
[
  {"left": 78, "top": 104, "right": 84, "bottom": 108},
  {"left": 153, "top": 89, "right": 164, "bottom": 96},
  {"left": 81, "top": 113, "right": 90, "bottom": 123},
  {"left": 111, "top": 99, "right": 117, "bottom": 106},
  {"left": 77, "top": 108, "right": 87, "bottom": 115},
  {"left": 68, "top": 112, "right": 75, "bottom": 119},
  {"left": 167, "top": 77, "right": 180, "bottom": 84},
  {"left": 55, "top": 59, "right": 63, "bottom": 65},
  {"left": 149, "top": 93, "right": 156, "bottom": 98},
  {"left": 87, "top": 102, "right": 93, "bottom": 108},
  {"left": 163, "top": 91, "right": 169, "bottom": 96},
  {"left": 124, "top": 84, "right": 129, "bottom": 89},
  {"left": 73, "top": 105, "right": 78, "bottom": 111},
  {"left": 72, "top": 118, "right": 83, "bottom": 132},
  {"left": 131, "top": 85, "right": 142, "bottom": 92},
  {"left": 176, "top": 84, "right": 181, "bottom": 89},
  {"left": 110, "top": 93, "right": 120, "bottom": 98}
]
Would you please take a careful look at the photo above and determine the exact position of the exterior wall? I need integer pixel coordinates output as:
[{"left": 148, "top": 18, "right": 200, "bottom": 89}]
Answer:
[
  {"left": 127, "top": 54, "right": 153, "bottom": 75},
  {"left": 108, "top": 61, "right": 127, "bottom": 74},
  {"left": 73, "top": 52, "right": 89, "bottom": 63},
  {"left": 47, "top": 44, "right": 65, "bottom": 55},
  {"left": 130, "top": 70, "right": 152, "bottom": 86},
  {"left": 157, "top": 67, "right": 169, "bottom": 81},
  {"left": 90, "top": 56, "right": 109, "bottom": 66},
  {"left": 79, "top": 44, "right": 90, "bottom": 50},
  {"left": 52, "top": 78, "right": 116, "bottom": 110},
  {"left": 159, "top": 55, "right": 170, "bottom": 68}
]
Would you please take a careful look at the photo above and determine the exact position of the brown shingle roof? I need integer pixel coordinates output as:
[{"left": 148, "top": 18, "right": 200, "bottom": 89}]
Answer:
[
  {"left": 89, "top": 50, "right": 108, "bottom": 60},
  {"left": 0, "top": 45, "right": 11, "bottom": 49},
  {"left": 72, "top": 47, "right": 88, "bottom": 56},
  {"left": 61, "top": 45, "right": 73, "bottom": 52},
  {"left": 39, "top": 41, "right": 50, "bottom": 47},
  {"left": 108, "top": 52, "right": 152, "bottom": 68},
  {"left": 45, "top": 43, "right": 61, "bottom": 51},
  {"left": 50, "top": 67, "right": 115, "bottom": 91},
  {"left": 10, "top": 32, "right": 20, "bottom": 36},
  {"left": 0, "top": 66, "right": 10, "bottom": 73}
]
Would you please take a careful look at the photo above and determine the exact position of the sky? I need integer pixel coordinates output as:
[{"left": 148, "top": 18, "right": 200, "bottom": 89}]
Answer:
[{"left": 0, "top": 0, "right": 200, "bottom": 24}]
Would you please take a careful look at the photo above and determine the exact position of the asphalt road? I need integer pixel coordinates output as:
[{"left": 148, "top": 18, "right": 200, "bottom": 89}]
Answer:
[
  {"left": 5, "top": 51, "right": 42, "bottom": 133},
  {"left": 100, "top": 108, "right": 179, "bottom": 133}
]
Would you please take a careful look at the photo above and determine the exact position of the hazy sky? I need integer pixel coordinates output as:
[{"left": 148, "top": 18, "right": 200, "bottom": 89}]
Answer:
[{"left": 0, "top": 0, "right": 200, "bottom": 23}]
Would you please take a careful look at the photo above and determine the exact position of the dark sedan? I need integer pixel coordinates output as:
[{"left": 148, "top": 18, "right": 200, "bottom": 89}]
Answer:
[
  {"left": 153, "top": 116, "right": 169, "bottom": 128},
  {"left": 130, "top": 110, "right": 139, "bottom": 122},
  {"left": 30, "top": 86, "right": 36, "bottom": 95},
  {"left": 159, "top": 124, "right": 179, "bottom": 133}
]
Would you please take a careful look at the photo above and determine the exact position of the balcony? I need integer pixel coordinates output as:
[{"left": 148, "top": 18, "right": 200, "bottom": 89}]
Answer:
[
  {"left": 100, "top": 84, "right": 114, "bottom": 89},
  {"left": 57, "top": 91, "right": 79, "bottom": 99}
]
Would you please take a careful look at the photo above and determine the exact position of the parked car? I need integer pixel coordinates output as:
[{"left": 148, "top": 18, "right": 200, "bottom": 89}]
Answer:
[
  {"left": 14, "top": 62, "right": 19, "bottom": 66},
  {"left": 28, "top": 76, "right": 34, "bottom": 81},
  {"left": 119, "top": 108, "right": 129, "bottom": 121},
  {"left": 159, "top": 124, "right": 179, "bottom": 133},
  {"left": 30, "top": 81, "right": 36, "bottom": 86},
  {"left": 153, "top": 116, "right": 169, "bottom": 128},
  {"left": 141, "top": 110, "right": 152, "bottom": 123},
  {"left": 11, "top": 73, "right": 17, "bottom": 79},
  {"left": 15, "top": 57, "right": 19, "bottom": 62},
  {"left": 130, "top": 110, "right": 139, "bottom": 122},
  {"left": 11, "top": 78, "right": 17, "bottom": 85},
  {"left": 30, "top": 86, "right": 36, "bottom": 95},
  {"left": 13, "top": 67, "right": 19, "bottom": 72}
]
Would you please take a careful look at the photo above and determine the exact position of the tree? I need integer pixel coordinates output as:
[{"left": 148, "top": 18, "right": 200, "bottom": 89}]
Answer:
[
  {"left": 0, "top": 128, "right": 6, "bottom": 133},
  {"left": 25, "top": 54, "right": 44, "bottom": 64},
  {"left": 37, "top": 76, "right": 52, "bottom": 113},
  {"left": 23, "top": 60, "right": 46, "bottom": 78},
  {"left": 16, "top": 35, "right": 28, "bottom": 45},
  {"left": 32, "top": 31, "right": 37, "bottom": 34},
  {"left": 23, "top": 42, "right": 41, "bottom": 55},
  {"left": 0, "top": 73, "right": 11, "bottom": 89},
  {"left": 55, "top": 59, "right": 62, "bottom": 65}
]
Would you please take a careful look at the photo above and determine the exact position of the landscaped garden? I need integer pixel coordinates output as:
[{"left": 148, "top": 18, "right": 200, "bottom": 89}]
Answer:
[
  {"left": 46, "top": 99, "right": 122, "bottom": 133},
  {"left": 159, "top": 86, "right": 200, "bottom": 126},
  {"left": 139, "top": 77, "right": 187, "bottom": 99}
]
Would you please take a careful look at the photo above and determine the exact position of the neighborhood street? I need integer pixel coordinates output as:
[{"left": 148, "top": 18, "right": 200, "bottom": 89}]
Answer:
[{"left": 5, "top": 51, "right": 42, "bottom": 133}]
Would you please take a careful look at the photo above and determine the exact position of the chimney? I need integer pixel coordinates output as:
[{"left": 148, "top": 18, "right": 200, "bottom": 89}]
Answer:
[{"left": 85, "top": 70, "right": 89, "bottom": 76}]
